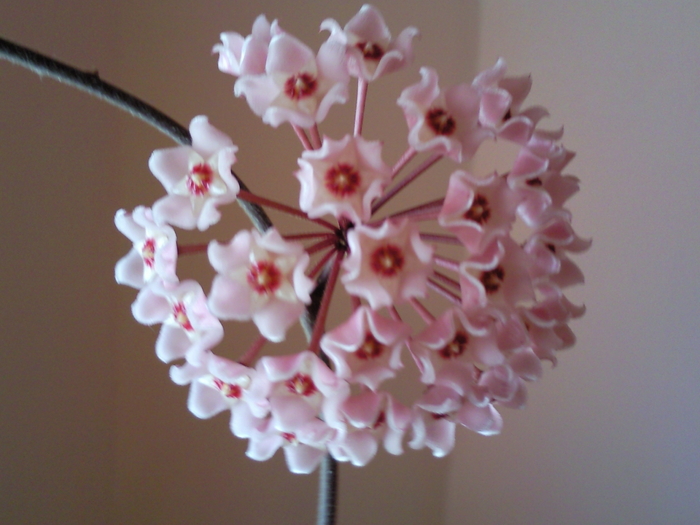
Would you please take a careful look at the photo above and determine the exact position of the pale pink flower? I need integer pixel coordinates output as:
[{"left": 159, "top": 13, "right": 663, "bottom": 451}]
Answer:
[
  {"left": 114, "top": 206, "right": 177, "bottom": 289},
  {"left": 214, "top": 15, "right": 283, "bottom": 77},
  {"left": 208, "top": 228, "right": 313, "bottom": 342},
  {"left": 150, "top": 116, "right": 239, "bottom": 230},
  {"left": 321, "top": 4, "right": 418, "bottom": 82},
  {"left": 329, "top": 390, "right": 411, "bottom": 466},
  {"left": 295, "top": 134, "right": 391, "bottom": 223},
  {"left": 438, "top": 170, "right": 522, "bottom": 252},
  {"left": 321, "top": 306, "right": 409, "bottom": 390},
  {"left": 459, "top": 236, "right": 535, "bottom": 312},
  {"left": 342, "top": 219, "right": 434, "bottom": 309},
  {"left": 397, "top": 67, "right": 489, "bottom": 162},
  {"left": 131, "top": 279, "right": 224, "bottom": 366},
  {"left": 234, "top": 33, "right": 349, "bottom": 128},
  {"left": 472, "top": 58, "right": 548, "bottom": 144}
]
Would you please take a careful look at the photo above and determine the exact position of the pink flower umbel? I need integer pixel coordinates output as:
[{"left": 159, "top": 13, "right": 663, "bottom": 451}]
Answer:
[
  {"left": 321, "top": 306, "right": 409, "bottom": 390},
  {"left": 234, "top": 33, "right": 349, "bottom": 128},
  {"left": 342, "top": 219, "right": 434, "bottom": 309},
  {"left": 114, "top": 206, "right": 177, "bottom": 288},
  {"left": 208, "top": 227, "right": 313, "bottom": 342},
  {"left": 149, "top": 116, "right": 239, "bottom": 230},
  {"left": 295, "top": 134, "right": 391, "bottom": 223},
  {"left": 321, "top": 4, "right": 418, "bottom": 82},
  {"left": 398, "top": 67, "right": 489, "bottom": 162}
]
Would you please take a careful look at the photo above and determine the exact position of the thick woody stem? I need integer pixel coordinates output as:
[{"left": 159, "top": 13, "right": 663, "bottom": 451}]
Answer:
[{"left": 308, "top": 251, "right": 344, "bottom": 355}]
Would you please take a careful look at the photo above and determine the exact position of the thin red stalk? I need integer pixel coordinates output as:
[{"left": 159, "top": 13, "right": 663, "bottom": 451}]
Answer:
[
  {"left": 238, "top": 189, "right": 336, "bottom": 230},
  {"left": 308, "top": 247, "right": 337, "bottom": 278},
  {"left": 367, "top": 212, "right": 438, "bottom": 228},
  {"left": 177, "top": 243, "right": 208, "bottom": 255},
  {"left": 307, "top": 237, "right": 337, "bottom": 255},
  {"left": 420, "top": 233, "right": 462, "bottom": 245},
  {"left": 372, "top": 153, "right": 443, "bottom": 214},
  {"left": 354, "top": 78, "right": 368, "bottom": 136},
  {"left": 308, "top": 251, "right": 344, "bottom": 354},
  {"left": 284, "top": 232, "right": 335, "bottom": 241},
  {"left": 309, "top": 124, "right": 322, "bottom": 149},
  {"left": 432, "top": 270, "right": 461, "bottom": 290},
  {"left": 238, "top": 335, "right": 268, "bottom": 367},
  {"left": 409, "top": 298, "right": 435, "bottom": 324},
  {"left": 434, "top": 255, "right": 461, "bottom": 272},
  {"left": 391, "top": 147, "right": 417, "bottom": 180},
  {"left": 381, "top": 198, "right": 444, "bottom": 221},
  {"left": 293, "top": 124, "right": 313, "bottom": 150},
  {"left": 427, "top": 279, "right": 462, "bottom": 306}
]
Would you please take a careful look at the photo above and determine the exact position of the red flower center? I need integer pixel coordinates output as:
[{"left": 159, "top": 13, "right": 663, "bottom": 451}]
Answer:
[
  {"left": 172, "top": 302, "right": 194, "bottom": 331},
  {"left": 324, "top": 163, "right": 361, "bottom": 197},
  {"left": 464, "top": 194, "right": 491, "bottom": 224},
  {"left": 187, "top": 163, "right": 214, "bottom": 196},
  {"left": 373, "top": 410, "right": 386, "bottom": 429},
  {"left": 281, "top": 432, "right": 298, "bottom": 445},
  {"left": 286, "top": 373, "right": 317, "bottom": 397},
  {"left": 284, "top": 73, "right": 318, "bottom": 100},
  {"left": 480, "top": 266, "right": 505, "bottom": 294},
  {"left": 356, "top": 332, "right": 385, "bottom": 360},
  {"left": 213, "top": 378, "right": 242, "bottom": 399},
  {"left": 370, "top": 244, "right": 405, "bottom": 277},
  {"left": 438, "top": 331, "right": 469, "bottom": 359},
  {"left": 141, "top": 238, "right": 156, "bottom": 268},
  {"left": 247, "top": 261, "right": 282, "bottom": 295},
  {"left": 426, "top": 107, "right": 456, "bottom": 136},
  {"left": 355, "top": 41, "right": 384, "bottom": 60}
]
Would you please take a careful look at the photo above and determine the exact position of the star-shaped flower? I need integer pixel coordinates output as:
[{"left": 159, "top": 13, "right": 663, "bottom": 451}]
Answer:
[
  {"left": 342, "top": 218, "right": 434, "bottom": 309},
  {"left": 214, "top": 15, "right": 283, "bottom": 77},
  {"left": 150, "top": 116, "right": 239, "bottom": 230},
  {"left": 321, "top": 4, "right": 418, "bottom": 82},
  {"left": 295, "top": 134, "right": 391, "bottom": 223},
  {"left": 208, "top": 227, "right": 313, "bottom": 342}
]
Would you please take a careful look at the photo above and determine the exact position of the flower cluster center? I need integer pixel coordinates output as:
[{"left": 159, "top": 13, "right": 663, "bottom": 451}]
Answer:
[
  {"left": 426, "top": 107, "right": 456, "bottom": 136},
  {"left": 324, "top": 163, "right": 361, "bottom": 197},
  {"left": 284, "top": 73, "right": 318, "bottom": 100},
  {"left": 356, "top": 332, "right": 385, "bottom": 360},
  {"left": 286, "top": 373, "right": 317, "bottom": 396},
  {"left": 356, "top": 41, "right": 384, "bottom": 60},
  {"left": 438, "top": 331, "right": 469, "bottom": 359},
  {"left": 464, "top": 194, "right": 491, "bottom": 224},
  {"left": 187, "top": 163, "right": 214, "bottom": 196},
  {"left": 370, "top": 244, "right": 405, "bottom": 277},
  {"left": 172, "top": 302, "right": 194, "bottom": 331},
  {"left": 247, "top": 261, "right": 282, "bottom": 295}
]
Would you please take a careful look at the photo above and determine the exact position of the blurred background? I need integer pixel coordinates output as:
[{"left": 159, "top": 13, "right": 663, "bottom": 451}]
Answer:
[{"left": 1, "top": 1, "right": 698, "bottom": 524}]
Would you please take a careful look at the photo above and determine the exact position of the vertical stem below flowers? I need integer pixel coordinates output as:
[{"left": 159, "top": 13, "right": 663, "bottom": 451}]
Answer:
[
  {"left": 354, "top": 78, "right": 368, "bottom": 137},
  {"left": 316, "top": 454, "right": 338, "bottom": 525}
]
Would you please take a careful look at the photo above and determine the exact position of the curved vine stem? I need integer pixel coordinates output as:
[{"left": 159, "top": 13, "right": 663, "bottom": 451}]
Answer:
[{"left": 1, "top": 34, "right": 336, "bottom": 525}]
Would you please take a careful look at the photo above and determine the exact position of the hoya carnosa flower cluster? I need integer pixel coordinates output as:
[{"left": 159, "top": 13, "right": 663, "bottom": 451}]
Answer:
[{"left": 116, "top": 4, "right": 589, "bottom": 473}]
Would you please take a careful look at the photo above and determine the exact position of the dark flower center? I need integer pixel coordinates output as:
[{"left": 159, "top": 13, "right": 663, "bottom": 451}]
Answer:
[
  {"left": 356, "top": 41, "right": 384, "bottom": 60},
  {"left": 325, "top": 163, "right": 361, "bottom": 197},
  {"left": 370, "top": 244, "right": 405, "bottom": 277},
  {"left": 284, "top": 72, "right": 318, "bottom": 100},
  {"left": 356, "top": 332, "right": 385, "bottom": 360},
  {"left": 480, "top": 266, "right": 505, "bottom": 294},
  {"left": 426, "top": 107, "right": 456, "bottom": 136},
  {"left": 438, "top": 331, "right": 469, "bottom": 359},
  {"left": 247, "top": 261, "right": 282, "bottom": 295},
  {"left": 464, "top": 194, "right": 491, "bottom": 224},
  {"left": 187, "top": 163, "right": 214, "bottom": 196}
]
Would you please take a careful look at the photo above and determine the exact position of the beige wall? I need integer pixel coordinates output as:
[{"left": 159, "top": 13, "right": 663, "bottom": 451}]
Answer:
[{"left": 2, "top": 1, "right": 699, "bottom": 524}]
